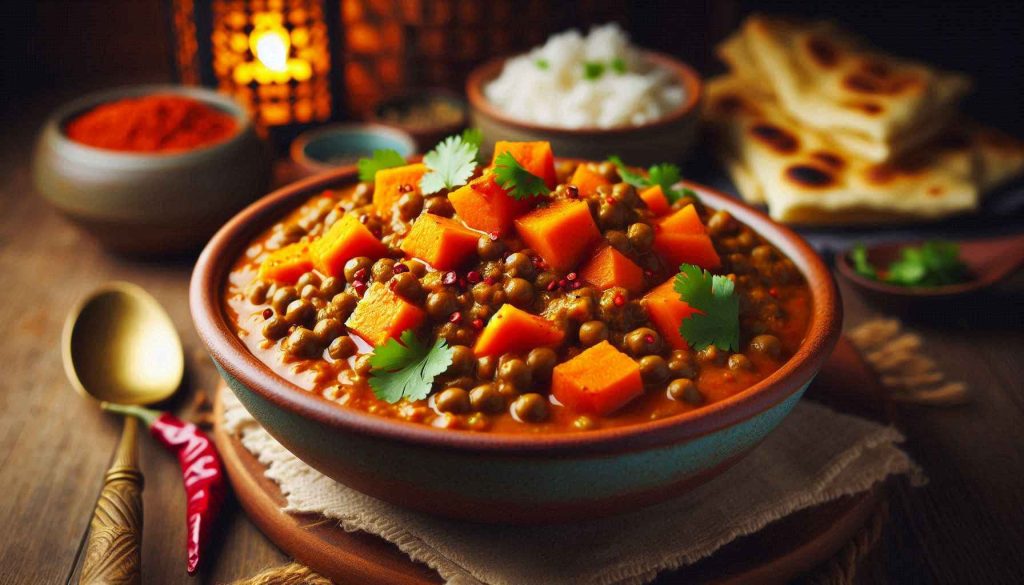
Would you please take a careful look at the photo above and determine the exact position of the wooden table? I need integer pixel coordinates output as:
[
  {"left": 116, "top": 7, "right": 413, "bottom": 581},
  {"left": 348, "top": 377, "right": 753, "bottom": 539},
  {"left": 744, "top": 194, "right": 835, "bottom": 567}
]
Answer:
[{"left": 2, "top": 86, "right": 1022, "bottom": 585}]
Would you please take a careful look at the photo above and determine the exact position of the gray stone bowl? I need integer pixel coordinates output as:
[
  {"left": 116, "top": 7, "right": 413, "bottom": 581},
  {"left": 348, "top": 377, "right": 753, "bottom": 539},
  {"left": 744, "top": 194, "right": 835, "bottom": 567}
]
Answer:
[{"left": 33, "top": 84, "right": 271, "bottom": 256}]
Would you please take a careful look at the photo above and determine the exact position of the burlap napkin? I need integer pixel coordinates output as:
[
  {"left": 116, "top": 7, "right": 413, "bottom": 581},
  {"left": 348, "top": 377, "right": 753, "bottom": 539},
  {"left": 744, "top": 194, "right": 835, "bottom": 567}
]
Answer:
[{"left": 222, "top": 388, "right": 920, "bottom": 585}]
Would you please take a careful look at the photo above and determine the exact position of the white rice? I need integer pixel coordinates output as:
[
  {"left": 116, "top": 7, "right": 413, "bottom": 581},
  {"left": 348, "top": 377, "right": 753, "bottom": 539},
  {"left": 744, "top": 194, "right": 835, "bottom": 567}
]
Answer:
[{"left": 483, "top": 24, "right": 686, "bottom": 129}]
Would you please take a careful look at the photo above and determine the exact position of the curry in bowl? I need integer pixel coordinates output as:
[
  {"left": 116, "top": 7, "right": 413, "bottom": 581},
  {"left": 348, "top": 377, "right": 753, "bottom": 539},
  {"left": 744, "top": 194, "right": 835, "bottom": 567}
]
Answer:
[{"left": 223, "top": 137, "right": 811, "bottom": 434}]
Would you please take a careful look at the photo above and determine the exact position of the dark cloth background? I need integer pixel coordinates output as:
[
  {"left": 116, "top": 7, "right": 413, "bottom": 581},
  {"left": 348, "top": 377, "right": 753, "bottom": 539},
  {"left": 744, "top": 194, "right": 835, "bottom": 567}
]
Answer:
[{"left": 5, "top": 1, "right": 1022, "bottom": 135}]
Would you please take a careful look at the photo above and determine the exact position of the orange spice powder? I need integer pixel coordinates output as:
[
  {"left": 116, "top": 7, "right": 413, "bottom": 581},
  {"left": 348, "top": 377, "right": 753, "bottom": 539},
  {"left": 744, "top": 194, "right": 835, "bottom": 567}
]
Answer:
[{"left": 65, "top": 94, "right": 238, "bottom": 153}]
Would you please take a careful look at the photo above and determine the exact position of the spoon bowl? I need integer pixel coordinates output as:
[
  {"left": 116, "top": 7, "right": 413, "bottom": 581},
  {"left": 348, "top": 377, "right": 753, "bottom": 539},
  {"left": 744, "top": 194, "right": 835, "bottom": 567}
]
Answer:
[
  {"left": 837, "top": 233, "right": 1024, "bottom": 300},
  {"left": 63, "top": 282, "right": 183, "bottom": 405},
  {"left": 62, "top": 282, "right": 184, "bottom": 585}
]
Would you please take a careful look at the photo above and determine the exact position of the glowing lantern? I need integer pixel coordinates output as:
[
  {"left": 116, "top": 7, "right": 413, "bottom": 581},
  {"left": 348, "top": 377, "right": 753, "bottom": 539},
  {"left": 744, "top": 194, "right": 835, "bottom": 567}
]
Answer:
[{"left": 169, "top": 0, "right": 340, "bottom": 136}]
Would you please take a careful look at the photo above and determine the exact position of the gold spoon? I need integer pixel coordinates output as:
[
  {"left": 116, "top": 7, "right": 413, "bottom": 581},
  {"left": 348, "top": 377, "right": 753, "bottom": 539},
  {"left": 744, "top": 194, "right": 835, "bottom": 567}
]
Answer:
[{"left": 62, "top": 282, "right": 183, "bottom": 585}]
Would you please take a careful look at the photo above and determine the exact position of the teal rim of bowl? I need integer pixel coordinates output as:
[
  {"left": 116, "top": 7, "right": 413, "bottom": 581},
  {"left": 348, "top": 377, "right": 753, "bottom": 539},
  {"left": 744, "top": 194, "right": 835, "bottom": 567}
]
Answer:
[{"left": 293, "top": 124, "right": 417, "bottom": 171}]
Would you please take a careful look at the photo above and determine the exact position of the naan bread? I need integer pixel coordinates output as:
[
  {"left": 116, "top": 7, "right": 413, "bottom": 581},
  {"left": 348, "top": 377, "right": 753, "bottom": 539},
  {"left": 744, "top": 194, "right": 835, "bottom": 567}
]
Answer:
[
  {"left": 705, "top": 76, "right": 1024, "bottom": 225},
  {"left": 717, "top": 15, "right": 972, "bottom": 162}
]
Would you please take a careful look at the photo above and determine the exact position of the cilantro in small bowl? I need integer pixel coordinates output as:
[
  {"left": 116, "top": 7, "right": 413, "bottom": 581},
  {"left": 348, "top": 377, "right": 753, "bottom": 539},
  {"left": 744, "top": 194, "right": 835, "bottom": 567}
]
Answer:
[{"left": 850, "top": 241, "right": 969, "bottom": 288}]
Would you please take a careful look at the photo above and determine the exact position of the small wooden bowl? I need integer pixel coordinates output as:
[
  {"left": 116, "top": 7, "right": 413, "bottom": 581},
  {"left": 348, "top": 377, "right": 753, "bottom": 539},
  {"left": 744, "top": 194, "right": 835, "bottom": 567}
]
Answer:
[
  {"left": 466, "top": 52, "right": 703, "bottom": 166},
  {"left": 191, "top": 164, "right": 841, "bottom": 524},
  {"left": 33, "top": 85, "right": 271, "bottom": 256},
  {"left": 835, "top": 234, "right": 1024, "bottom": 309}
]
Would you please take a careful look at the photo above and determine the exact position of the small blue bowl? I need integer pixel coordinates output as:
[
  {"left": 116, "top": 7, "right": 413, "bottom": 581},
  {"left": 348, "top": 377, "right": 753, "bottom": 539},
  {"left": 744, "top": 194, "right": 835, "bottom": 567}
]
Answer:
[{"left": 291, "top": 123, "right": 417, "bottom": 175}]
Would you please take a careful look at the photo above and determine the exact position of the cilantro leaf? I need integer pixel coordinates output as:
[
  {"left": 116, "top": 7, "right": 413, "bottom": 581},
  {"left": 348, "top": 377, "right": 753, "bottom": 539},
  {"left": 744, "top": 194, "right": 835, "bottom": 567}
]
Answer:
[
  {"left": 607, "top": 155, "right": 648, "bottom": 188},
  {"left": 460, "top": 127, "right": 485, "bottom": 163},
  {"left": 849, "top": 241, "right": 966, "bottom": 287},
  {"left": 886, "top": 241, "right": 966, "bottom": 287},
  {"left": 674, "top": 264, "right": 740, "bottom": 351},
  {"left": 534, "top": 58, "right": 550, "bottom": 70},
  {"left": 607, "top": 156, "right": 697, "bottom": 204},
  {"left": 460, "top": 127, "right": 483, "bottom": 149},
  {"left": 850, "top": 244, "right": 877, "bottom": 279},
  {"left": 493, "top": 151, "right": 550, "bottom": 200},
  {"left": 368, "top": 330, "right": 454, "bottom": 404},
  {"left": 583, "top": 61, "right": 605, "bottom": 80},
  {"left": 647, "top": 163, "right": 682, "bottom": 199},
  {"left": 611, "top": 57, "right": 627, "bottom": 74},
  {"left": 357, "top": 149, "right": 406, "bottom": 182},
  {"left": 420, "top": 134, "right": 479, "bottom": 194}
]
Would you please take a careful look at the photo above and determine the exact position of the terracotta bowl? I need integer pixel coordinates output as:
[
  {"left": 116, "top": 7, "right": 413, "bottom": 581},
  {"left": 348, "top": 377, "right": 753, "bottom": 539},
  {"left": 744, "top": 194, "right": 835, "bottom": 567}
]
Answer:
[
  {"left": 191, "top": 167, "right": 841, "bottom": 524},
  {"left": 466, "top": 52, "right": 703, "bottom": 166},
  {"left": 33, "top": 84, "right": 270, "bottom": 256}
]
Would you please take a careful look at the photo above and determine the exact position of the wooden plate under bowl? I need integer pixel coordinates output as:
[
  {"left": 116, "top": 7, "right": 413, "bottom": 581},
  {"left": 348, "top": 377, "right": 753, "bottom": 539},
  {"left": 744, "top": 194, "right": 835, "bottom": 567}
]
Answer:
[{"left": 212, "top": 337, "right": 890, "bottom": 584}]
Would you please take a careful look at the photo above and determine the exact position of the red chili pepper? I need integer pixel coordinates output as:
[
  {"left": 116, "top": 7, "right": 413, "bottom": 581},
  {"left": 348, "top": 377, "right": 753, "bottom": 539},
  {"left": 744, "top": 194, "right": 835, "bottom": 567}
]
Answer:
[{"left": 104, "top": 403, "right": 225, "bottom": 575}]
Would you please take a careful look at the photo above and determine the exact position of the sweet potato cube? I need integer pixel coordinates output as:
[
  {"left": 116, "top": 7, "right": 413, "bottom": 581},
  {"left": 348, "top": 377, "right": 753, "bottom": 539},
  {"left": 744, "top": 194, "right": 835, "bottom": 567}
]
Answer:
[
  {"left": 491, "top": 141, "right": 558, "bottom": 189},
  {"left": 658, "top": 204, "right": 706, "bottom": 235},
  {"left": 449, "top": 174, "right": 530, "bottom": 236},
  {"left": 310, "top": 214, "right": 388, "bottom": 278},
  {"left": 552, "top": 341, "right": 643, "bottom": 416},
  {"left": 258, "top": 242, "right": 314, "bottom": 284},
  {"left": 372, "top": 163, "right": 427, "bottom": 218},
  {"left": 642, "top": 279, "right": 698, "bottom": 350},
  {"left": 474, "top": 304, "right": 565, "bottom": 357},
  {"left": 653, "top": 233, "right": 721, "bottom": 271},
  {"left": 570, "top": 164, "right": 612, "bottom": 197},
  {"left": 580, "top": 246, "right": 644, "bottom": 294},
  {"left": 345, "top": 282, "right": 425, "bottom": 347},
  {"left": 640, "top": 185, "right": 671, "bottom": 216},
  {"left": 514, "top": 200, "right": 600, "bottom": 272},
  {"left": 400, "top": 213, "right": 480, "bottom": 270}
]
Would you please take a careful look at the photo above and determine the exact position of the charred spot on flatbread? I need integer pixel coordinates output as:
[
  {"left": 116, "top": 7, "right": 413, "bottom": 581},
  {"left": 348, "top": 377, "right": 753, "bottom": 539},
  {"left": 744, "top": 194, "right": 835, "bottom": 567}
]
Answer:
[
  {"left": 842, "top": 72, "right": 885, "bottom": 94},
  {"left": 862, "top": 59, "right": 892, "bottom": 79},
  {"left": 848, "top": 101, "right": 884, "bottom": 115},
  {"left": 811, "top": 150, "right": 846, "bottom": 169},
  {"left": 712, "top": 93, "right": 759, "bottom": 116},
  {"left": 927, "top": 185, "right": 946, "bottom": 197},
  {"left": 842, "top": 62, "right": 923, "bottom": 96},
  {"left": 805, "top": 36, "right": 839, "bottom": 68},
  {"left": 749, "top": 123, "right": 800, "bottom": 154},
  {"left": 785, "top": 164, "right": 835, "bottom": 188},
  {"left": 865, "top": 152, "right": 934, "bottom": 184}
]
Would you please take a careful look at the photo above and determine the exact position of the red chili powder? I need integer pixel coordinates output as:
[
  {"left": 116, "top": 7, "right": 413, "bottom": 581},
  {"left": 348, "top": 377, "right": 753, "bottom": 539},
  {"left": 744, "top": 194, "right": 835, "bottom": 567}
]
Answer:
[{"left": 65, "top": 94, "right": 238, "bottom": 153}]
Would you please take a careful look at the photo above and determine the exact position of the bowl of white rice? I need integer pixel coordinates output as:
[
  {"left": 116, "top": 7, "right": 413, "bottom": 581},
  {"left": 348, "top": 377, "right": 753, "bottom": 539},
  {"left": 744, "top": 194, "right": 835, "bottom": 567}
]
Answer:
[{"left": 467, "top": 24, "right": 702, "bottom": 166}]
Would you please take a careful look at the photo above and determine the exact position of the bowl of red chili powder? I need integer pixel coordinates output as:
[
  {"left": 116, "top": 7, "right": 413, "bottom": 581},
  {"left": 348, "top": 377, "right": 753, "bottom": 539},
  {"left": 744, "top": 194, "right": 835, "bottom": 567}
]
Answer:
[{"left": 34, "top": 85, "right": 270, "bottom": 255}]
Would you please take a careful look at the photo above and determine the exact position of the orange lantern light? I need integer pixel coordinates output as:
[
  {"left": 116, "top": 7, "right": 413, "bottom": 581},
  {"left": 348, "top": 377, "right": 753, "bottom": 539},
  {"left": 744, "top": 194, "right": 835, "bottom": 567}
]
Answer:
[{"left": 169, "top": 0, "right": 341, "bottom": 139}]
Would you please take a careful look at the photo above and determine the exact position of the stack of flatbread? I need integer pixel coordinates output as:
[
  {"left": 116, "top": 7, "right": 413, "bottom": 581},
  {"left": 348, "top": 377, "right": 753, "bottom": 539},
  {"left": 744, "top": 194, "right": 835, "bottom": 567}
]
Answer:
[{"left": 705, "top": 15, "right": 1024, "bottom": 224}]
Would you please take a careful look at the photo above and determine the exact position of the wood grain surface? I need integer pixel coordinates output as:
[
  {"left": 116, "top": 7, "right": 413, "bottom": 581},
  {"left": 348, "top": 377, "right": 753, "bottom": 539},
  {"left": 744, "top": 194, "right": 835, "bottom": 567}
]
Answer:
[{"left": 1, "top": 83, "right": 1022, "bottom": 584}]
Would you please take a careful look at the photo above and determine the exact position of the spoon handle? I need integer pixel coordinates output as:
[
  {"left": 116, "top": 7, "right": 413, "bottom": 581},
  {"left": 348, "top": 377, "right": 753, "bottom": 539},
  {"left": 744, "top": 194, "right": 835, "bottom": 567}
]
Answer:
[{"left": 79, "top": 417, "right": 144, "bottom": 585}]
